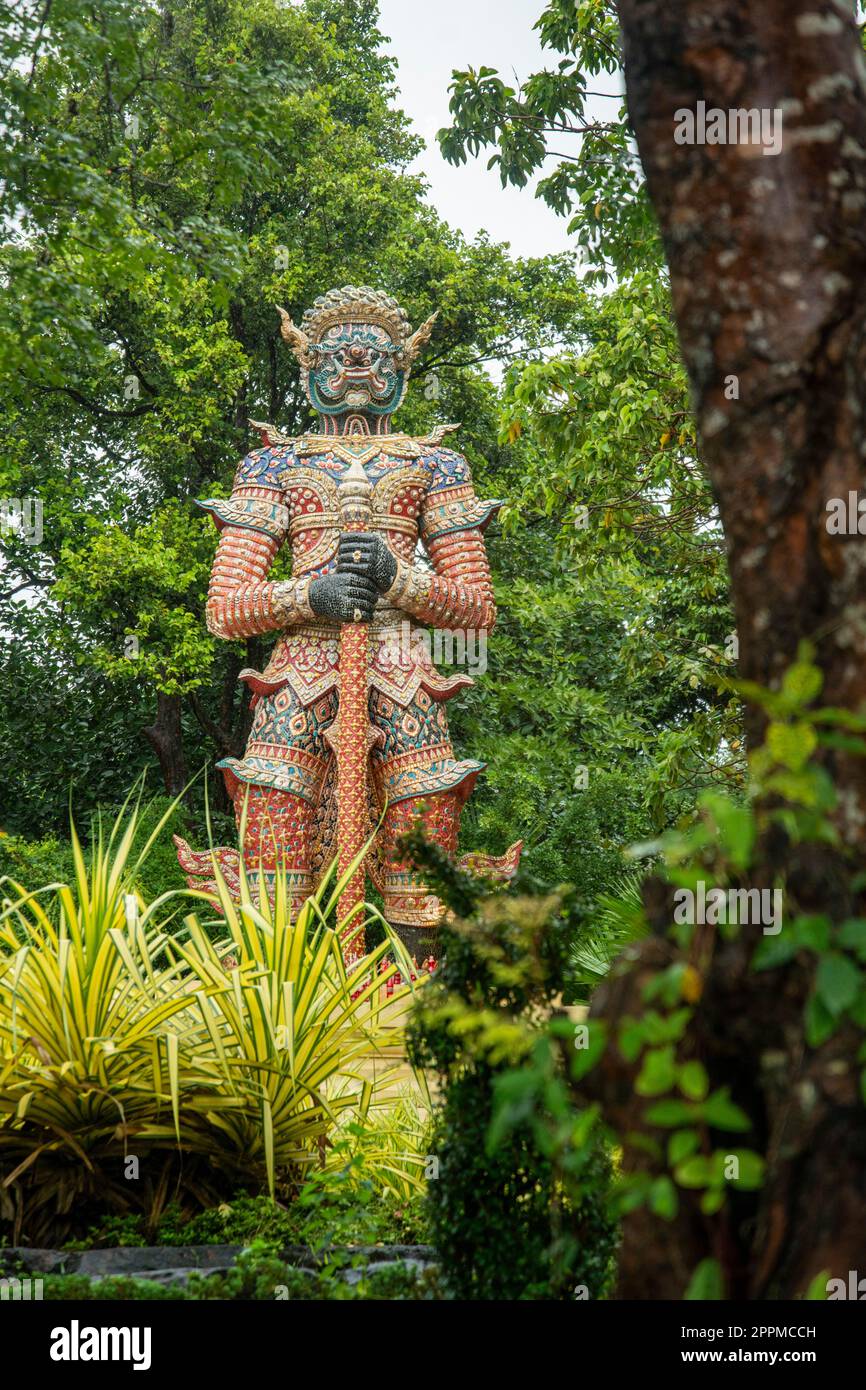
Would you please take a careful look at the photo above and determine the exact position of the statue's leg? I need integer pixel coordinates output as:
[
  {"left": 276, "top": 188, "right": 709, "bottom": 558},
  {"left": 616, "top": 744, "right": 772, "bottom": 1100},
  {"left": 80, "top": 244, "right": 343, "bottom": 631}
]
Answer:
[
  {"left": 218, "top": 682, "right": 337, "bottom": 911},
  {"left": 378, "top": 791, "right": 463, "bottom": 962},
  {"left": 230, "top": 782, "right": 315, "bottom": 909},
  {"left": 370, "top": 686, "right": 482, "bottom": 961}
]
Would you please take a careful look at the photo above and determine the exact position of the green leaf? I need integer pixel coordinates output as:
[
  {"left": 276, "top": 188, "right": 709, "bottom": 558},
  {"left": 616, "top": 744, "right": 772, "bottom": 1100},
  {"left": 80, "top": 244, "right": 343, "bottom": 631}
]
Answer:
[
  {"left": 838, "top": 919, "right": 866, "bottom": 957},
  {"left": 636, "top": 1045, "right": 676, "bottom": 1096},
  {"left": 684, "top": 1258, "right": 725, "bottom": 1301},
  {"left": 767, "top": 721, "right": 818, "bottom": 772},
  {"left": 816, "top": 953, "right": 861, "bottom": 1016},
  {"left": 570, "top": 1020, "right": 608, "bottom": 1080},
  {"left": 700, "top": 793, "right": 755, "bottom": 871},
  {"left": 764, "top": 765, "right": 836, "bottom": 811},
  {"left": 700, "top": 1088, "right": 751, "bottom": 1132},
  {"left": 781, "top": 662, "right": 823, "bottom": 709},
  {"left": 618, "top": 1018, "right": 647, "bottom": 1064},
  {"left": 814, "top": 731, "right": 866, "bottom": 756},
  {"left": 754, "top": 915, "right": 830, "bottom": 970},
  {"left": 645, "top": 1098, "right": 698, "bottom": 1128},
  {"left": 804, "top": 992, "right": 836, "bottom": 1047},
  {"left": 674, "top": 1154, "right": 711, "bottom": 1188},
  {"left": 649, "top": 1175, "right": 679, "bottom": 1220},
  {"left": 668, "top": 1128, "right": 700, "bottom": 1166},
  {"left": 804, "top": 1270, "right": 830, "bottom": 1301},
  {"left": 677, "top": 1059, "right": 709, "bottom": 1101},
  {"left": 794, "top": 915, "right": 832, "bottom": 952},
  {"left": 700, "top": 1187, "right": 726, "bottom": 1215},
  {"left": 752, "top": 934, "right": 799, "bottom": 971},
  {"left": 726, "top": 1149, "right": 766, "bottom": 1189}
]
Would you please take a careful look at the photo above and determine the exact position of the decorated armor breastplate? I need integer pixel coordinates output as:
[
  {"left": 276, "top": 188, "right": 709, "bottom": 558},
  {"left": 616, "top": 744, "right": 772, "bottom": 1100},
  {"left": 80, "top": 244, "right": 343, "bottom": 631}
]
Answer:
[
  {"left": 205, "top": 422, "right": 502, "bottom": 588},
  {"left": 283, "top": 451, "right": 429, "bottom": 579},
  {"left": 197, "top": 422, "right": 503, "bottom": 647}
]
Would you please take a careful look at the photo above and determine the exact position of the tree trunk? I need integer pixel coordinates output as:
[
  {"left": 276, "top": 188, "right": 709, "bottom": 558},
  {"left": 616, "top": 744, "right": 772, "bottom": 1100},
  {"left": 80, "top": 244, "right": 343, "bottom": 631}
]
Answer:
[
  {"left": 616, "top": 0, "right": 866, "bottom": 812},
  {"left": 142, "top": 692, "right": 188, "bottom": 799},
  {"left": 591, "top": 0, "right": 866, "bottom": 1297}
]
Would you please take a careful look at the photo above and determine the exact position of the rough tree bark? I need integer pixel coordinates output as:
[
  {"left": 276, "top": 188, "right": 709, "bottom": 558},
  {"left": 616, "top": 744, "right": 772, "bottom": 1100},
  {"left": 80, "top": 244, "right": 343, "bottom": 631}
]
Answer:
[
  {"left": 590, "top": 0, "right": 866, "bottom": 1297},
  {"left": 142, "top": 692, "right": 188, "bottom": 799}
]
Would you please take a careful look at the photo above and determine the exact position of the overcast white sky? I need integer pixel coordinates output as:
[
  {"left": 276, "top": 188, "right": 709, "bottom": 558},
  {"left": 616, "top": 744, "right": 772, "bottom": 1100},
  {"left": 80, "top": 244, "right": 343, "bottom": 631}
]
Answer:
[{"left": 376, "top": 0, "right": 615, "bottom": 261}]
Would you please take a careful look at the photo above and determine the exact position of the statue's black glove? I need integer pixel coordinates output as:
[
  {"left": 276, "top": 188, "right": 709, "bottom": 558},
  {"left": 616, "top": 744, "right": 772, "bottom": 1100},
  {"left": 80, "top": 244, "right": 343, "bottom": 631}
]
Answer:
[
  {"left": 337, "top": 532, "right": 398, "bottom": 594},
  {"left": 308, "top": 571, "right": 378, "bottom": 623}
]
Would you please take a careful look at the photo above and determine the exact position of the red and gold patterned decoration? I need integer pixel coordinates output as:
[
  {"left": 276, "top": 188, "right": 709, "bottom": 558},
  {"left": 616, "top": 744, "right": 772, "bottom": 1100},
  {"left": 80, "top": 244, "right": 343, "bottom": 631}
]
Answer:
[{"left": 335, "top": 458, "right": 375, "bottom": 958}]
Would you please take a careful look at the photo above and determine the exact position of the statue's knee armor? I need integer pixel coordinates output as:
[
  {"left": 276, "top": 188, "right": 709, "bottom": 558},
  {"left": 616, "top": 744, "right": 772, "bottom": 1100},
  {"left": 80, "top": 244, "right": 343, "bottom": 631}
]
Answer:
[
  {"left": 217, "top": 683, "right": 335, "bottom": 908},
  {"left": 370, "top": 686, "right": 481, "bottom": 935},
  {"left": 379, "top": 791, "right": 463, "bottom": 958},
  {"left": 228, "top": 780, "right": 315, "bottom": 909}
]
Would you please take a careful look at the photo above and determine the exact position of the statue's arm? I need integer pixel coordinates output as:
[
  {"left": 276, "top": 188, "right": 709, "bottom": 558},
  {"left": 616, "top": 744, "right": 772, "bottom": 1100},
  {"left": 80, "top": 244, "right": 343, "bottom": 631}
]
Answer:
[
  {"left": 383, "top": 450, "right": 502, "bottom": 631},
  {"left": 198, "top": 450, "right": 314, "bottom": 640}
]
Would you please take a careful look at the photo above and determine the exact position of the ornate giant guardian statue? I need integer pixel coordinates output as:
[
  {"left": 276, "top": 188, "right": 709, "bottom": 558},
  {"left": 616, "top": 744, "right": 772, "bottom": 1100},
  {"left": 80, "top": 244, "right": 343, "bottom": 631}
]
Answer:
[{"left": 176, "top": 286, "right": 519, "bottom": 959}]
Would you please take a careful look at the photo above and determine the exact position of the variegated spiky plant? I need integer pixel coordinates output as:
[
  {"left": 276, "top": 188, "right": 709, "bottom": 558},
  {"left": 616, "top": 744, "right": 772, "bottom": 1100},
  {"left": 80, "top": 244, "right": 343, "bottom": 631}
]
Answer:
[{"left": 0, "top": 796, "right": 422, "bottom": 1244}]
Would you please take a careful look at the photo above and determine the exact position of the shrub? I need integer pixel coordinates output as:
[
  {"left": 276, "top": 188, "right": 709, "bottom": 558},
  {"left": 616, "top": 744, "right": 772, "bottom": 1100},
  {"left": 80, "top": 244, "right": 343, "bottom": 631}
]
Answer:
[
  {"left": 0, "top": 834, "right": 75, "bottom": 901},
  {"left": 464, "top": 755, "right": 652, "bottom": 896},
  {"left": 41, "top": 1274, "right": 187, "bottom": 1301},
  {"left": 405, "top": 832, "right": 618, "bottom": 1300},
  {"left": 0, "top": 794, "right": 235, "bottom": 925},
  {"left": 39, "top": 1250, "right": 438, "bottom": 1301},
  {"left": 0, "top": 800, "right": 415, "bottom": 1245},
  {"left": 181, "top": 1245, "right": 437, "bottom": 1300}
]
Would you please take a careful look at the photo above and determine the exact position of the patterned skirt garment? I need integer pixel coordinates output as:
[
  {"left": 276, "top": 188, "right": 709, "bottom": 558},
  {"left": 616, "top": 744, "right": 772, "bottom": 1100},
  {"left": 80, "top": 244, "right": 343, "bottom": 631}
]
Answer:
[{"left": 216, "top": 622, "right": 484, "bottom": 940}]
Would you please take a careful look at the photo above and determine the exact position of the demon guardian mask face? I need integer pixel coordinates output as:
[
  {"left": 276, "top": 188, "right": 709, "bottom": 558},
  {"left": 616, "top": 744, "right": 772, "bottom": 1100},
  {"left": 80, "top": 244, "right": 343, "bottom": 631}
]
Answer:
[{"left": 276, "top": 286, "right": 437, "bottom": 428}]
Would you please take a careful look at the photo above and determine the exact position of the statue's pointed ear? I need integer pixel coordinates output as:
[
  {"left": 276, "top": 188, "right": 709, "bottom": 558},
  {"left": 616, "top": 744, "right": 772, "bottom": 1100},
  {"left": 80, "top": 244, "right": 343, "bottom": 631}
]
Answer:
[
  {"left": 400, "top": 310, "right": 439, "bottom": 367},
  {"left": 277, "top": 306, "right": 314, "bottom": 367}
]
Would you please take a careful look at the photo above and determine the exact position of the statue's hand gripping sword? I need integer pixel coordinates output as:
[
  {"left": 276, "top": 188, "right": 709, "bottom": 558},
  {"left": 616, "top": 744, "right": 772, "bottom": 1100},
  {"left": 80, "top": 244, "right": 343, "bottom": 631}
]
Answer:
[{"left": 335, "top": 458, "right": 374, "bottom": 959}]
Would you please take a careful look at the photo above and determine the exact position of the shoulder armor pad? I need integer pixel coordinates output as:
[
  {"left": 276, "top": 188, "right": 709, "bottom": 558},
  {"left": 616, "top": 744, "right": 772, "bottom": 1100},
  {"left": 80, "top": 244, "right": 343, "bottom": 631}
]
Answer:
[
  {"left": 196, "top": 494, "right": 290, "bottom": 540},
  {"left": 248, "top": 419, "right": 297, "bottom": 448}
]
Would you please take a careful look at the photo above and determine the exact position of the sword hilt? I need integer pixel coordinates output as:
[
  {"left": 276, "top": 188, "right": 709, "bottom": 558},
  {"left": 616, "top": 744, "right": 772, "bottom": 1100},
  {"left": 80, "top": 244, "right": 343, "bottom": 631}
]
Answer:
[
  {"left": 337, "top": 458, "right": 374, "bottom": 624},
  {"left": 338, "top": 458, "right": 373, "bottom": 528}
]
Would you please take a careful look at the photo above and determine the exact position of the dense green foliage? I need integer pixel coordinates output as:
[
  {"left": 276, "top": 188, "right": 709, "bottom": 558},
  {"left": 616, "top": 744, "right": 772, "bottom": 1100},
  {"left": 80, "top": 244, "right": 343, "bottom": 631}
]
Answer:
[
  {"left": 406, "top": 836, "right": 617, "bottom": 1299},
  {"left": 0, "top": 793, "right": 236, "bottom": 904},
  {"left": 434, "top": 0, "right": 742, "bottom": 880},
  {"left": 62, "top": 1171, "right": 427, "bottom": 1252},
  {"left": 0, "top": 0, "right": 731, "bottom": 928},
  {"left": 439, "top": 0, "right": 656, "bottom": 283}
]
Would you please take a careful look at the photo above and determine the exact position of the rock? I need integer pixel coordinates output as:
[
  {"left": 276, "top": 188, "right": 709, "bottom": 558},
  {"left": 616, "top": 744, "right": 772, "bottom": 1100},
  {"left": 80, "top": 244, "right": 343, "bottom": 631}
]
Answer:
[
  {"left": 341, "top": 1257, "right": 432, "bottom": 1286},
  {"left": 74, "top": 1245, "right": 244, "bottom": 1276},
  {"left": 2, "top": 1243, "right": 438, "bottom": 1289},
  {"left": 1, "top": 1248, "right": 69, "bottom": 1274}
]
